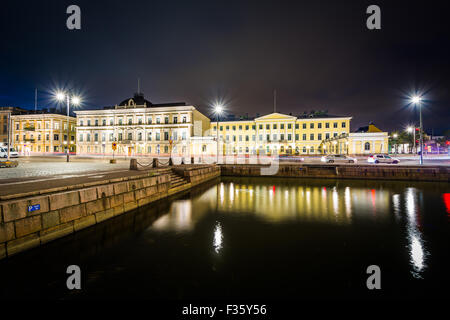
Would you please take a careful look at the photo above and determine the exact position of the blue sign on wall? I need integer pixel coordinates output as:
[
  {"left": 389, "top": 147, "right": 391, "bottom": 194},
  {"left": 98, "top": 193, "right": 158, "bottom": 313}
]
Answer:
[{"left": 28, "top": 204, "right": 41, "bottom": 212}]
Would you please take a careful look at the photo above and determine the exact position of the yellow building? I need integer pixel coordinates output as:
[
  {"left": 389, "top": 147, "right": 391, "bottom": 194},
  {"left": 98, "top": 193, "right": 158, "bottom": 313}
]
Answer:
[
  {"left": 211, "top": 112, "right": 352, "bottom": 155},
  {"left": 323, "top": 123, "right": 389, "bottom": 155},
  {"left": 11, "top": 113, "right": 76, "bottom": 154}
]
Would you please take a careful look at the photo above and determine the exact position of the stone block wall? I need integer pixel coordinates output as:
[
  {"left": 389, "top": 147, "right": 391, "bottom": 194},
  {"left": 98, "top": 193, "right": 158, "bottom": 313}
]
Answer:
[
  {"left": 0, "top": 173, "right": 170, "bottom": 260},
  {"left": 0, "top": 165, "right": 220, "bottom": 260},
  {"left": 220, "top": 164, "right": 450, "bottom": 182}
]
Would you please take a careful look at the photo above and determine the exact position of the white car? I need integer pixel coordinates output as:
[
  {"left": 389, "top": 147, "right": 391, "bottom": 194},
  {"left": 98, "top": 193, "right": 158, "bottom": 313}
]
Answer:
[
  {"left": 0, "top": 147, "right": 19, "bottom": 158},
  {"left": 367, "top": 154, "right": 400, "bottom": 164},
  {"left": 321, "top": 154, "right": 357, "bottom": 163}
]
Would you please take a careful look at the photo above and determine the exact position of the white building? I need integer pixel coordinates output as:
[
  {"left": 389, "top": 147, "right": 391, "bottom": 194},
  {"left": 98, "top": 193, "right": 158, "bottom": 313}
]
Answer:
[{"left": 75, "top": 93, "right": 211, "bottom": 157}]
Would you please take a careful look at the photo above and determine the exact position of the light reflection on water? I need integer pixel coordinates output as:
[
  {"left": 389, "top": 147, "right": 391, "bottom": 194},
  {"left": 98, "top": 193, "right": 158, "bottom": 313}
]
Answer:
[
  {"left": 405, "top": 187, "right": 428, "bottom": 278},
  {"left": 149, "top": 178, "right": 447, "bottom": 279}
]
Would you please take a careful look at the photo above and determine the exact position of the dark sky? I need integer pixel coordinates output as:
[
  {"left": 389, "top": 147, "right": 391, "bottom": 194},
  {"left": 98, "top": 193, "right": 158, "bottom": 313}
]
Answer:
[{"left": 1, "top": 0, "right": 449, "bottom": 133}]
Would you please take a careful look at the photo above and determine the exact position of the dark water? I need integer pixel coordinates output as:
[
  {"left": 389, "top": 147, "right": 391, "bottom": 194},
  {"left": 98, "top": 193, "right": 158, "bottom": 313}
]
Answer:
[{"left": 1, "top": 177, "right": 449, "bottom": 300}]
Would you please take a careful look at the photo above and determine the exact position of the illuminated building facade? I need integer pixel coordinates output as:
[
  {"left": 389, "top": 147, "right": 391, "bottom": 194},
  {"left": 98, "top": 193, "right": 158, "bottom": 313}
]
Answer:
[
  {"left": 75, "top": 93, "right": 212, "bottom": 156},
  {"left": 211, "top": 112, "right": 352, "bottom": 155},
  {"left": 11, "top": 113, "right": 76, "bottom": 154}
]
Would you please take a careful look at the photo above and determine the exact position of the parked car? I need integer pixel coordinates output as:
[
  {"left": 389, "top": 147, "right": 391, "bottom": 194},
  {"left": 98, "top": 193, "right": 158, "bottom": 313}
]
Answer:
[
  {"left": 367, "top": 154, "right": 400, "bottom": 164},
  {"left": 0, "top": 146, "right": 19, "bottom": 158},
  {"left": 320, "top": 154, "right": 357, "bottom": 163}
]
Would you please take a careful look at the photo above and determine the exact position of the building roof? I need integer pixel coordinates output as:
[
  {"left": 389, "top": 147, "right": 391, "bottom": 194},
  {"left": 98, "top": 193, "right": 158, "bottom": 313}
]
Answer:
[{"left": 354, "top": 123, "right": 383, "bottom": 133}]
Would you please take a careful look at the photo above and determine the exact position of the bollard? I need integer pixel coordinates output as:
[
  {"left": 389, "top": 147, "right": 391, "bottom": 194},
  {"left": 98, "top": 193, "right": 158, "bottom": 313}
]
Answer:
[
  {"left": 169, "top": 157, "right": 173, "bottom": 166},
  {"left": 191, "top": 157, "right": 194, "bottom": 164},
  {"left": 152, "top": 158, "right": 158, "bottom": 168},
  {"left": 130, "top": 158, "right": 138, "bottom": 170}
]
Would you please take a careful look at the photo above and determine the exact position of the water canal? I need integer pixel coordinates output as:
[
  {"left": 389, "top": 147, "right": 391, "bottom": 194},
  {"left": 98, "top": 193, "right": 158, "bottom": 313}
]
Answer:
[{"left": 1, "top": 177, "right": 449, "bottom": 300}]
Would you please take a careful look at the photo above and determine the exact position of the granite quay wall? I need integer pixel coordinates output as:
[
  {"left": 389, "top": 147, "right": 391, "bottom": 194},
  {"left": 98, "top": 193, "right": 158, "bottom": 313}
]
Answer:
[
  {"left": 0, "top": 165, "right": 220, "bottom": 260},
  {"left": 173, "top": 165, "right": 221, "bottom": 186},
  {"left": 220, "top": 164, "right": 450, "bottom": 182}
]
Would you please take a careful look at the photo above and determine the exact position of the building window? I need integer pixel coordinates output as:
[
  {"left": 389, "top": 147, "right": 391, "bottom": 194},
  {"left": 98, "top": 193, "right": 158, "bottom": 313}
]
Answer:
[
  {"left": 295, "top": 124, "right": 299, "bottom": 129},
  {"left": 128, "top": 133, "right": 132, "bottom": 140},
  {"left": 220, "top": 126, "right": 223, "bottom": 131},
  {"left": 288, "top": 124, "right": 291, "bottom": 129},
  {"left": 333, "top": 122, "right": 338, "bottom": 128},
  {"left": 182, "top": 116, "right": 187, "bottom": 123},
  {"left": 95, "top": 120, "right": 98, "bottom": 126},
  {"left": 173, "top": 116, "right": 178, "bottom": 124},
  {"left": 325, "top": 123, "right": 330, "bottom": 128},
  {"left": 288, "top": 134, "right": 292, "bottom": 141},
  {"left": 318, "top": 133, "right": 322, "bottom": 140},
  {"left": 128, "top": 118, "right": 132, "bottom": 125},
  {"left": 148, "top": 118, "right": 152, "bottom": 124},
  {"left": 333, "top": 133, "right": 338, "bottom": 137},
  {"left": 365, "top": 142, "right": 371, "bottom": 151},
  {"left": 164, "top": 132, "right": 169, "bottom": 140},
  {"left": 311, "top": 146, "right": 314, "bottom": 153},
  {"left": 118, "top": 133, "right": 122, "bottom": 141},
  {"left": 94, "top": 133, "right": 98, "bottom": 141},
  {"left": 239, "top": 125, "right": 242, "bottom": 130},
  {"left": 303, "top": 146, "right": 306, "bottom": 153},
  {"left": 147, "top": 146, "right": 152, "bottom": 153},
  {"left": 109, "top": 133, "right": 114, "bottom": 141},
  {"left": 102, "top": 119, "right": 106, "bottom": 126},
  {"left": 46, "top": 134, "right": 49, "bottom": 141},
  {"left": 246, "top": 125, "right": 249, "bottom": 130},
  {"left": 148, "top": 133, "right": 152, "bottom": 141},
  {"left": 156, "top": 133, "right": 160, "bottom": 140},
  {"left": 80, "top": 120, "right": 83, "bottom": 126},
  {"left": 102, "top": 133, "right": 106, "bottom": 142},
  {"left": 138, "top": 132, "right": 142, "bottom": 141},
  {"left": 259, "top": 124, "right": 263, "bottom": 130},
  {"left": 281, "top": 124, "right": 284, "bottom": 129},
  {"left": 156, "top": 118, "right": 161, "bottom": 124},
  {"left": 273, "top": 134, "right": 277, "bottom": 141},
  {"left": 119, "top": 119, "right": 123, "bottom": 125},
  {"left": 165, "top": 117, "right": 169, "bottom": 124},
  {"left": 54, "top": 134, "right": 59, "bottom": 141},
  {"left": 302, "top": 123, "right": 306, "bottom": 129},
  {"left": 232, "top": 126, "right": 236, "bottom": 131},
  {"left": 302, "top": 134, "right": 306, "bottom": 140},
  {"left": 295, "top": 134, "right": 299, "bottom": 140},
  {"left": 310, "top": 134, "right": 314, "bottom": 140},
  {"left": 110, "top": 119, "right": 114, "bottom": 126},
  {"left": 342, "top": 122, "right": 346, "bottom": 128},
  {"left": 318, "top": 123, "right": 322, "bottom": 129},
  {"left": 280, "top": 134, "right": 284, "bottom": 141},
  {"left": 266, "top": 124, "right": 270, "bottom": 130},
  {"left": 246, "top": 135, "right": 249, "bottom": 141},
  {"left": 325, "top": 133, "right": 330, "bottom": 139},
  {"left": 310, "top": 123, "right": 314, "bottom": 129}
]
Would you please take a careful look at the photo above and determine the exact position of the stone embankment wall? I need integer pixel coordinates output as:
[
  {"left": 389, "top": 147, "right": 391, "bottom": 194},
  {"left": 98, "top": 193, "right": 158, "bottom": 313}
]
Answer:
[
  {"left": 0, "top": 165, "right": 220, "bottom": 260},
  {"left": 220, "top": 164, "right": 450, "bottom": 182},
  {"left": 174, "top": 165, "right": 221, "bottom": 186}
]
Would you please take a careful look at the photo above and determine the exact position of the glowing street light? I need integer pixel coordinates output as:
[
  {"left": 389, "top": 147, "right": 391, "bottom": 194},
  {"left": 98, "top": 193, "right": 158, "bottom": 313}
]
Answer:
[
  {"left": 410, "top": 95, "right": 424, "bottom": 165},
  {"left": 213, "top": 103, "right": 223, "bottom": 163},
  {"left": 54, "top": 91, "right": 81, "bottom": 162}
]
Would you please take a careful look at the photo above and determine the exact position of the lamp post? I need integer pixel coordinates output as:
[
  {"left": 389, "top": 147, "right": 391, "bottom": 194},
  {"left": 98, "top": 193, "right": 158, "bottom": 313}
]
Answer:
[
  {"left": 411, "top": 96, "right": 423, "bottom": 165},
  {"left": 56, "top": 92, "right": 80, "bottom": 162},
  {"left": 213, "top": 104, "right": 223, "bottom": 164}
]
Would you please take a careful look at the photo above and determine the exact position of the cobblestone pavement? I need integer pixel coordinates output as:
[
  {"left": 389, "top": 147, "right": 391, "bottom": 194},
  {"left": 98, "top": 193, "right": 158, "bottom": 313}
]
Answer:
[{"left": 0, "top": 157, "right": 130, "bottom": 180}]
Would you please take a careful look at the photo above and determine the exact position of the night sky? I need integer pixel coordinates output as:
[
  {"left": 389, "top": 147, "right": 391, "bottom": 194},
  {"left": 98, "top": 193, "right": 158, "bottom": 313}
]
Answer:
[{"left": 1, "top": 0, "right": 449, "bottom": 133}]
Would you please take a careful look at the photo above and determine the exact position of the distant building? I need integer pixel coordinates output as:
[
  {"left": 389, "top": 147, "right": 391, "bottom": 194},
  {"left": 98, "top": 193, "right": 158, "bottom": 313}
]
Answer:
[
  {"left": 211, "top": 112, "right": 352, "bottom": 155},
  {"left": 11, "top": 113, "right": 76, "bottom": 154},
  {"left": 0, "top": 107, "right": 29, "bottom": 144},
  {"left": 323, "top": 122, "right": 389, "bottom": 155},
  {"left": 74, "top": 92, "right": 211, "bottom": 156}
]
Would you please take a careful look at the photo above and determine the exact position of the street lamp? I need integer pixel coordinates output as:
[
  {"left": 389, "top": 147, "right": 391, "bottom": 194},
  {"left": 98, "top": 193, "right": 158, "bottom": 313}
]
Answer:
[
  {"left": 410, "top": 95, "right": 424, "bottom": 165},
  {"left": 213, "top": 104, "right": 223, "bottom": 164},
  {"left": 56, "top": 91, "right": 80, "bottom": 162}
]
